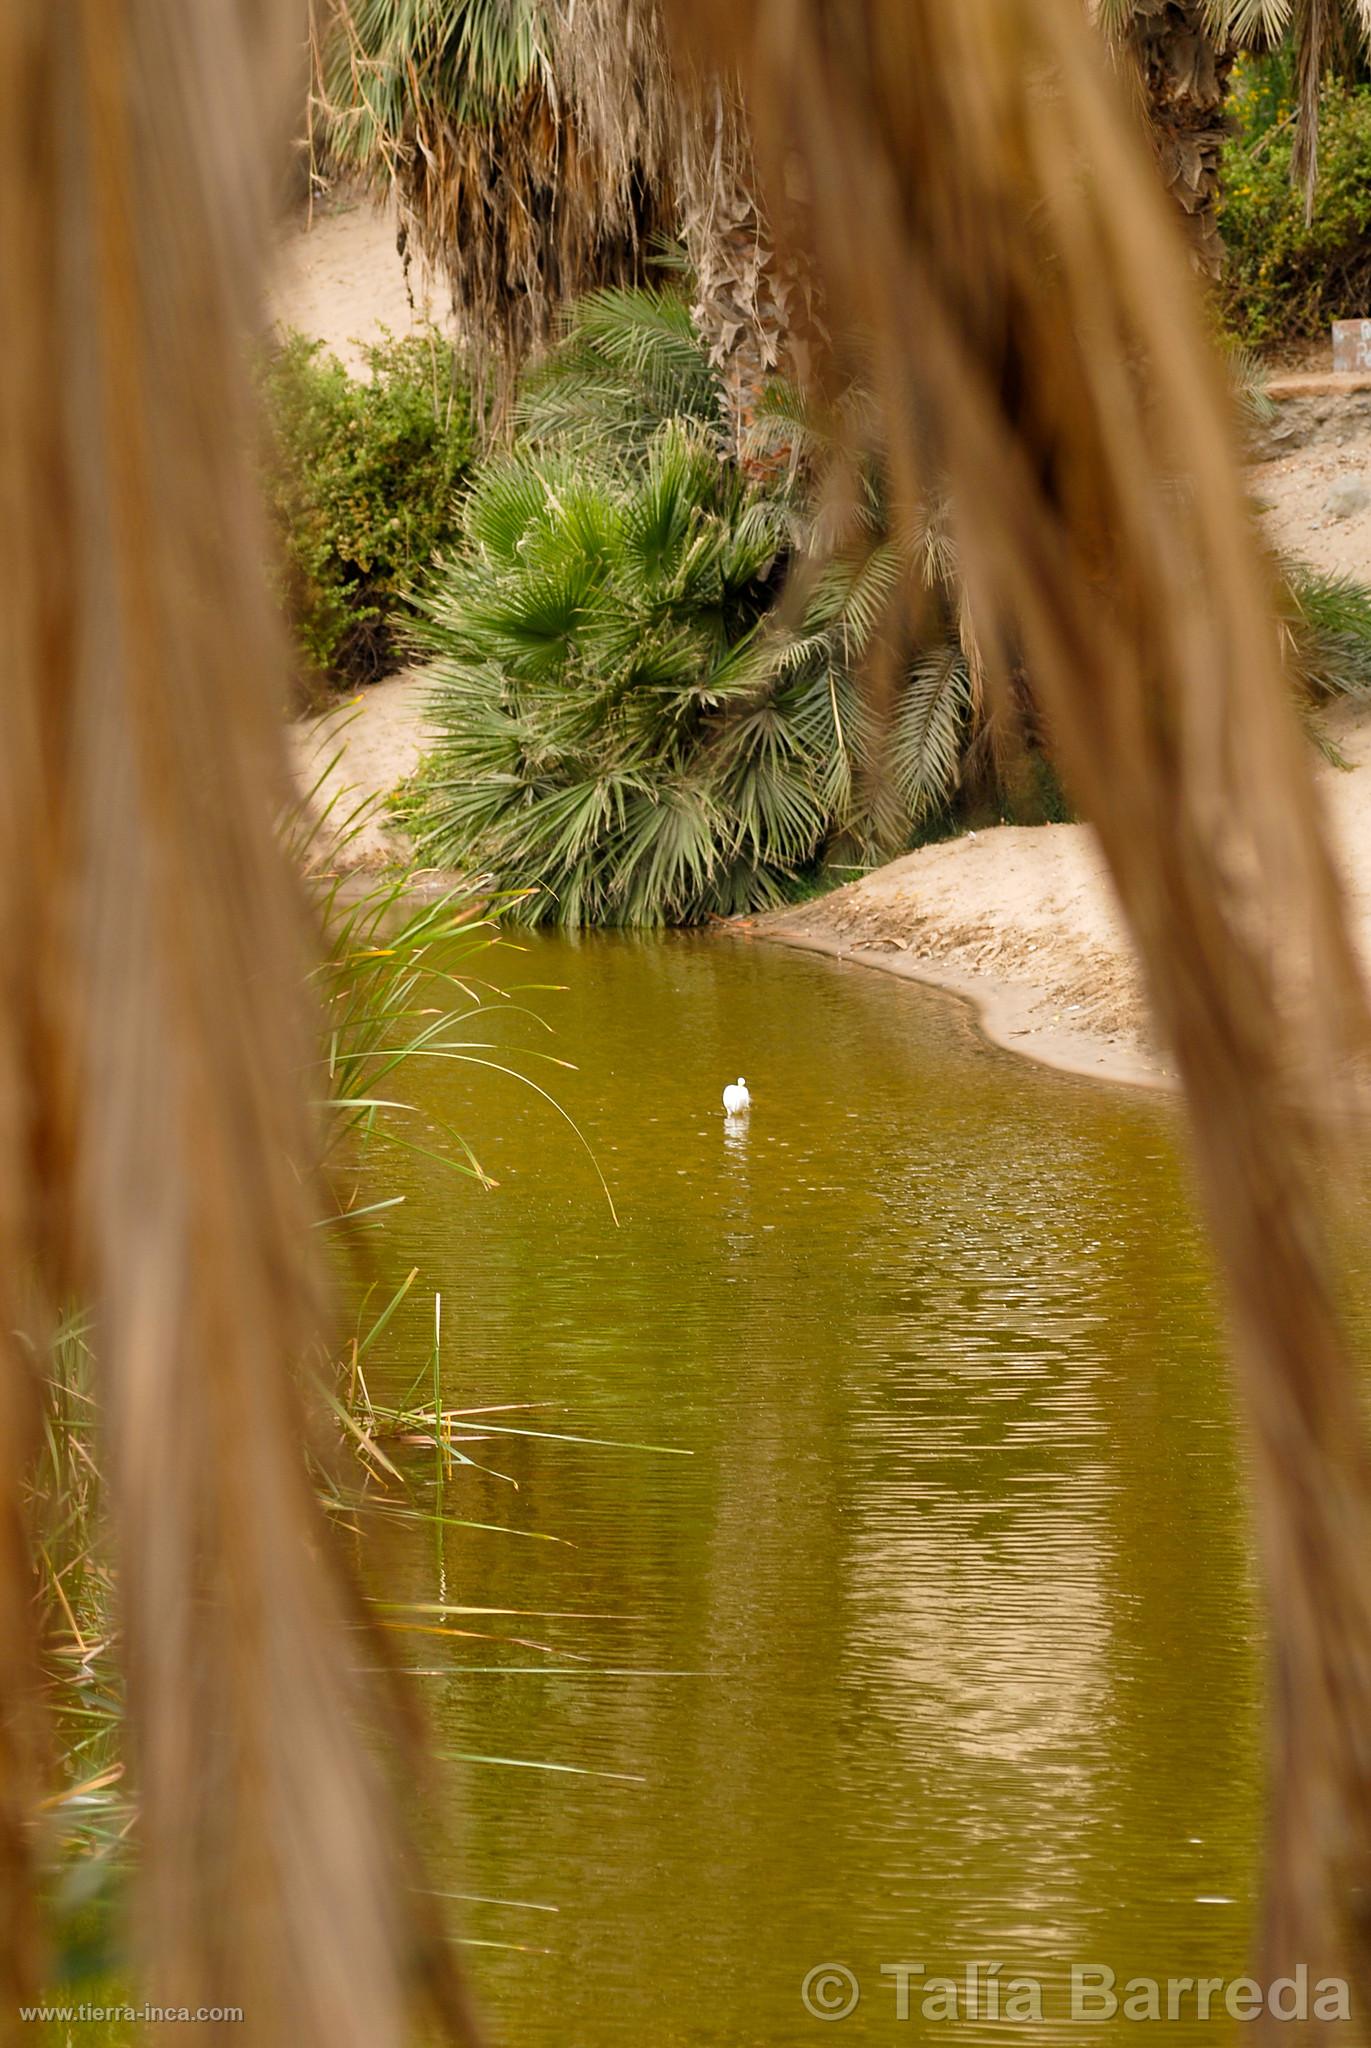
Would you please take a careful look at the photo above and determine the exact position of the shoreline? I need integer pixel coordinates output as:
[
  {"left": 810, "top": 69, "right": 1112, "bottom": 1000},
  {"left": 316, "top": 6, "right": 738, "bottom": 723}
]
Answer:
[
  {"left": 737, "top": 696, "right": 1371, "bottom": 1099},
  {"left": 737, "top": 817, "right": 1170, "bottom": 1093},
  {"left": 739, "top": 921, "right": 1175, "bottom": 1094}
]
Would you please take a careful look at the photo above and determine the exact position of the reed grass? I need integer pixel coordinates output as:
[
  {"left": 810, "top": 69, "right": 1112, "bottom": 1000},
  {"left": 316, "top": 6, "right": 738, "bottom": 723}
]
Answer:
[{"left": 28, "top": 835, "right": 544, "bottom": 1999}]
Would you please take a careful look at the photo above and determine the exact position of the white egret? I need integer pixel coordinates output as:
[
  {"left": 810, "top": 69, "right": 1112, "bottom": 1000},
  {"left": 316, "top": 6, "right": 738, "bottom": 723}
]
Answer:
[{"left": 722, "top": 1077, "right": 751, "bottom": 1114}]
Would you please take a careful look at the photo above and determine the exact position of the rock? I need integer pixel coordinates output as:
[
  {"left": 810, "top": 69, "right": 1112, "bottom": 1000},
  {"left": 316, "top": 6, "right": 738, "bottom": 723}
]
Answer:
[{"left": 1323, "top": 477, "right": 1371, "bottom": 520}]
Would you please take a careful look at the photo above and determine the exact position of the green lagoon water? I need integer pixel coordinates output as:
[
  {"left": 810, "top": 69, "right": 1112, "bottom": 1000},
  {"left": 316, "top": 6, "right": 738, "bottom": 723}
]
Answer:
[{"left": 356, "top": 929, "right": 1264, "bottom": 2045}]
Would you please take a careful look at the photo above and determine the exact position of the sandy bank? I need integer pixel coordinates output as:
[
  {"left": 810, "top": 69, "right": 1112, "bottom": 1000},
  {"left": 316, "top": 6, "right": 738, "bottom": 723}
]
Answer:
[
  {"left": 743, "top": 391, "right": 1371, "bottom": 1089},
  {"left": 745, "top": 701, "right": 1371, "bottom": 1090},
  {"left": 288, "top": 670, "right": 432, "bottom": 869},
  {"left": 740, "top": 830, "right": 1166, "bottom": 1090},
  {"left": 740, "top": 830, "right": 1167, "bottom": 1089},
  {"left": 296, "top": 673, "right": 1371, "bottom": 1089}
]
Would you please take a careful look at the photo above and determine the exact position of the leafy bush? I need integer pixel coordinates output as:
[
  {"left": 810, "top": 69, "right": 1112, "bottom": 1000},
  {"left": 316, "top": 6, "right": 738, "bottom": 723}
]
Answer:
[
  {"left": 413, "top": 289, "right": 971, "bottom": 925},
  {"left": 261, "top": 329, "right": 473, "bottom": 687},
  {"left": 1221, "top": 73, "right": 1371, "bottom": 350}
]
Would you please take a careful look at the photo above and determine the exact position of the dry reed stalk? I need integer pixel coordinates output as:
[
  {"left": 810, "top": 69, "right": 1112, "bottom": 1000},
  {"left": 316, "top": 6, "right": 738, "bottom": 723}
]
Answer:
[
  {"left": 0, "top": 3, "right": 477, "bottom": 2041},
  {"left": 665, "top": 0, "right": 1371, "bottom": 2023}
]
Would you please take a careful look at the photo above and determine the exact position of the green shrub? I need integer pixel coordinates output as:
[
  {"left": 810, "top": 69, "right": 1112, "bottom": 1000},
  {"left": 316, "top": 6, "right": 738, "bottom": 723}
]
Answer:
[
  {"left": 261, "top": 329, "right": 473, "bottom": 687},
  {"left": 414, "top": 291, "right": 970, "bottom": 924},
  {"left": 1220, "top": 74, "right": 1371, "bottom": 349}
]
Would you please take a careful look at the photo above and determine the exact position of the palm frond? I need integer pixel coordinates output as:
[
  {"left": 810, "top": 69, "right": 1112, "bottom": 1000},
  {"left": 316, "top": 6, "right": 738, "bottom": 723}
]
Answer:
[
  {"left": 518, "top": 285, "right": 725, "bottom": 452},
  {"left": 312, "top": 0, "right": 673, "bottom": 388},
  {"left": 1280, "top": 562, "right": 1371, "bottom": 696},
  {"left": 460, "top": 458, "right": 561, "bottom": 563},
  {"left": 1201, "top": 0, "right": 1294, "bottom": 37},
  {"left": 889, "top": 648, "right": 974, "bottom": 823}
]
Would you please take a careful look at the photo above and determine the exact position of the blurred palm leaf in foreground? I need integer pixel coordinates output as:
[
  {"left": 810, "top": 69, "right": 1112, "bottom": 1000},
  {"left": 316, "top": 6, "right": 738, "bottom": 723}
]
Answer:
[
  {"left": 666, "top": 0, "right": 1371, "bottom": 2016},
  {"left": 0, "top": 2, "right": 477, "bottom": 2042}
]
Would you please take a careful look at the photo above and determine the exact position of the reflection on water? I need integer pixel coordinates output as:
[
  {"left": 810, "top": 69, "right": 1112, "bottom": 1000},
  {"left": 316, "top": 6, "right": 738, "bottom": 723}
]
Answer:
[
  {"left": 355, "top": 930, "right": 1263, "bottom": 2046},
  {"left": 722, "top": 1109, "right": 751, "bottom": 1158}
]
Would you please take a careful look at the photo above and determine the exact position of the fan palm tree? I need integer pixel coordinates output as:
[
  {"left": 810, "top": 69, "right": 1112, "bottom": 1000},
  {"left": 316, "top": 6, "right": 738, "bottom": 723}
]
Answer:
[
  {"left": 541, "top": 0, "right": 813, "bottom": 466},
  {"left": 416, "top": 285, "right": 969, "bottom": 919},
  {"left": 309, "top": 0, "right": 672, "bottom": 402},
  {"left": 310, "top": 0, "right": 806, "bottom": 456}
]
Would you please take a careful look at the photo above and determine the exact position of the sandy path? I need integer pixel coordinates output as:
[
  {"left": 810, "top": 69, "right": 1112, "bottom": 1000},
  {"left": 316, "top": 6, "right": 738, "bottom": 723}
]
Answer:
[
  {"left": 270, "top": 192, "right": 447, "bottom": 372},
  {"left": 272, "top": 192, "right": 451, "bottom": 866},
  {"left": 1247, "top": 383, "right": 1371, "bottom": 582}
]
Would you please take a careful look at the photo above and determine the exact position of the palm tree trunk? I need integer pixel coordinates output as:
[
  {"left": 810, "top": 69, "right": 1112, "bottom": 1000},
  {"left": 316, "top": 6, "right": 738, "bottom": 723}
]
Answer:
[
  {"left": 1128, "top": 0, "right": 1235, "bottom": 278},
  {"left": 548, "top": 0, "right": 807, "bottom": 472},
  {"left": 683, "top": 166, "right": 810, "bottom": 476}
]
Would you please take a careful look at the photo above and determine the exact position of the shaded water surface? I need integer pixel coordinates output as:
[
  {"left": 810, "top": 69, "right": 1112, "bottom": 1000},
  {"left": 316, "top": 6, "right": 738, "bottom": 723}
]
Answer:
[{"left": 358, "top": 931, "right": 1262, "bottom": 2046}]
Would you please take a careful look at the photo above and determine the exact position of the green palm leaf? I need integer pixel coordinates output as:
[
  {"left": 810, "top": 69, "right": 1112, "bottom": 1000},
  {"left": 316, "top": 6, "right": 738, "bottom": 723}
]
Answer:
[{"left": 889, "top": 648, "right": 973, "bottom": 823}]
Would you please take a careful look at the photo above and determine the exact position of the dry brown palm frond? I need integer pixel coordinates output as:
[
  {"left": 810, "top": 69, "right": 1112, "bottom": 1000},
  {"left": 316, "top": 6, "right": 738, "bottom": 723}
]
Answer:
[
  {"left": 311, "top": 0, "right": 674, "bottom": 411},
  {"left": 0, "top": 2, "right": 477, "bottom": 2041},
  {"left": 547, "top": 0, "right": 821, "bottom": 464},
  {"left": 1291, "top": 0, "right": 1334, "bottom": 215},
  {"left": 666, "top": 0, "right": 1371, "bottom": 2018}
]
